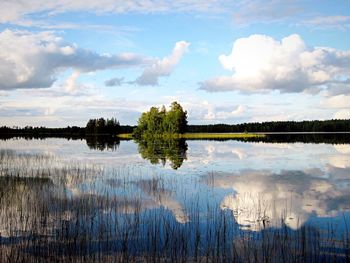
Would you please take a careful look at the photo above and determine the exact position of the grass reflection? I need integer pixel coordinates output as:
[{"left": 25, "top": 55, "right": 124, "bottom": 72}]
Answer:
[{"left": 0, "top": 145, "right": 349, "bottom": 262}]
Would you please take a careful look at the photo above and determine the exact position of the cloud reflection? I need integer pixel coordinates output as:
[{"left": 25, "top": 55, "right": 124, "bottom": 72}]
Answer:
[{"left": 206, "top": 167, "right": 350, "bottom": 231}]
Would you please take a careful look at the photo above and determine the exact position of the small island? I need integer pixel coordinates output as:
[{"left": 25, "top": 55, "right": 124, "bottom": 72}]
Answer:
[
  {"left": 1, "top": 101, "right": 350, "bottom": 141},
  {"left": 123, "top": 101, "right": 264, "bottom": 140}
]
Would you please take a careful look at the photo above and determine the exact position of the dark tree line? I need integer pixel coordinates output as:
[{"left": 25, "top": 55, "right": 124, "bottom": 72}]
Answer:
[
  {"left": 186, "top": 133, "right": 350, "bottom": 144},
  {"left": 0, "top": 125, "right": 85, "bottom": 137},
  {"left": 133, "top": 102, "right": 188, "bottom": 138},
  {"left": 85, "top": 118, "right": 120, "bottom": 135},
  {"left": 0, "top": 117, "right": 135, "bottom": 137},
  {"left": 1, "top": 116, "right": 350, "bottom": 139},
  {"left": 188, "top": 119, "right": 350, "bottom": 133}
]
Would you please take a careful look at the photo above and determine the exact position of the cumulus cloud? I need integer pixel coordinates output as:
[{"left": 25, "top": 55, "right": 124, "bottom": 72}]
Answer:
[
  {"left": 196, "top": 103, "right": 246, "bottom": 121},
  {"left": 200, "top": 34, "right": 350, "bottom": 94},
  {"left": 135, "top": 41, "right": 190, "bottom": 86},
  {"left": 0, "top": 29, "right": 149, "bottom": 90}
]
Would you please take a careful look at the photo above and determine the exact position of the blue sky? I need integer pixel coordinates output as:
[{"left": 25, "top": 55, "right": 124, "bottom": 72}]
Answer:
[{"left": 0, "top": 0, "right": 350, "bottom": 127}]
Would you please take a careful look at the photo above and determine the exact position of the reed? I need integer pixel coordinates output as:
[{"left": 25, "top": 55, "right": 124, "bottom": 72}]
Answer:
[
  {"left": 180, "top": 133, "right": 265, "bottom": 139},
  {"left": 116, "top": 134, "right": 133, "bottom": 139},
  {"left": 0, "top": 149, "right": 348, "bottom": 262},
  {"left": 117, "top": 133, "right": 264, "bottom": 140}
]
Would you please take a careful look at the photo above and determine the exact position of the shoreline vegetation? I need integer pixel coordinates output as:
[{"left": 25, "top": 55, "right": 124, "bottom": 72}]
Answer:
[
  {"left": 117, "top": 132, "right": 265, "bottom": 139},
  {"left": 0, "top": 102, "right": 350, "bottom": 139},
  {"left": 132, "top": 101, "right": 188, "bottom": 139}
]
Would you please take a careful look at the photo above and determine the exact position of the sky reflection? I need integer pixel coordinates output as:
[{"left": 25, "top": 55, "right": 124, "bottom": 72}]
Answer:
[{"left": 0, "top": 138, "right": 349, "bottom": 232}]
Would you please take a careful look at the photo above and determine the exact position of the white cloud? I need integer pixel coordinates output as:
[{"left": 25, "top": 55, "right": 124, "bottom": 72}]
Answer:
[
  {"left": 323, "top": 94, "right": 350, "bottom": 108},
  {"left": 0, "top": 90, "right": 9, "bottom": 96},
  {"left": 0, "top": 90, "right": 154, "bottom": 127},
  {"left": 232, "top": 0, "right": 302, "bottom": 26},
  {"left": 0, "top": 1, "right": 233, "bottom": 25},
  {"left": 64, "top": 71, "right": 81, "bottom": 93},
  {"left": 334, "top": 109, "right": 350, "bottom": 120},
  {"left": 0, "top": 0, "right": 310, "bottom": 28},
  {"left": 169, "top": 98, "right": 249, "bottom": 124},
  {"left": 0, "top": 29, "right": 149, "bottom": 90},
  {"left": 1, "top": 0, "right": 348, "bottom": 37},
  {"left": 303, "top": 15, "right": 350, "bottom": 30},
  {"left": 200, "top": 34, "right": 350, "bottom": 94},
  {"left": 135, "top": 41, "right": 190, "bottom": 86},
  {"left": 203, "top": 104, "right": 245, "bottom": 121}
]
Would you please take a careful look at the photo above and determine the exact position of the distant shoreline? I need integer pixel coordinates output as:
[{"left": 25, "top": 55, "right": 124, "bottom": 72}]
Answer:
[
  {"left": 1, "top": 118, "right": 350, "bottom": 138},
  {"left": 117, "top": 133, "right": 265, "bottom": 139},
  {"left": 117, "top": 131, "right": 350, "bottom": 140},
  {"left": 252, "top": 131, "right": 350, "bottom": 134},
  {"left": 1, "top": 132, "right": 350, "bottom": 145}
]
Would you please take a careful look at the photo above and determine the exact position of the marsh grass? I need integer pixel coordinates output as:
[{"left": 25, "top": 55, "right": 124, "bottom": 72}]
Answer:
[
  {"left": 180, "top": 133, "right": 265, "bottom": 139},
  {"left": 0, "top": 149, "right": 348, "bottom": 262},
  {"left": 117, "top": 133, "right": 264, "bottom": 140},
  {"left": 116, "top": 134, "right": 133, "bottom": 139}
]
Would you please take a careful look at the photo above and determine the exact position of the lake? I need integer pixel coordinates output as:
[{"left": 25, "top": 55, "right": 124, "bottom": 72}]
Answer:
[{"left": 0, "top": 135, "right": 349, "bottom": 262}]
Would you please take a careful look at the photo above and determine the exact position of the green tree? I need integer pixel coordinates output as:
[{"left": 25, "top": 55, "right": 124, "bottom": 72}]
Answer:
[
  {"left": 147, "top": 107, "right": 164, "bottom": 135},
  {"left": 85, "top": 117, "right": 120, "bottom": 135},
  {"left": 133, "top": 112, "right": 149, "bottom": 138},
  {"left": 96, "top": 118, "right": 106, "bottom": 134},
  {"left": 133, "top": 101, "right": 187, "bottom": 138},
  {"left": 106, "top": 118, "right": 120, "bottom": 134},
  {"left": 164, "top": 101, "right": 187, "bottom": 134},
  {"left": 86, "top": 119, "right": 97, "bottom": 134}
]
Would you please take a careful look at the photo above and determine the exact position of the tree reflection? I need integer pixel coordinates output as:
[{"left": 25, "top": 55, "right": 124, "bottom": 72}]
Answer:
[
  {"left": 85, "top": 136, "right": 120, "bottom": 151},
  {"left": 135, "top": 138, "right": 188, "bottom": 169}
]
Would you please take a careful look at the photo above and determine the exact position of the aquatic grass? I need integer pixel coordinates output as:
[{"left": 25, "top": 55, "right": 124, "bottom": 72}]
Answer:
[
  {"left": 180, "top": 133, "right": 265, "bottom": 139},
  {"left": 117, "top": 132, "right": 265, "bottom": 140},
  {"left": 0, "top": 149, "right": 349, "bottom": 262},
  {"left": 116, "top": 134, "right": 133, "bottom": 139}
]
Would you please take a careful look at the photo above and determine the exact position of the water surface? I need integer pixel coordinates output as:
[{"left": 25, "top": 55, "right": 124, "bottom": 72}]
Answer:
[{"left": 0, "top": 136, "right": 349, "bottom": 261}]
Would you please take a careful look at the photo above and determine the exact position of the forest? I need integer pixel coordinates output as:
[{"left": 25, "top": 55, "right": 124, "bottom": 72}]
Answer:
[
  {"left": 0, "top": 109, "right": 350, "bottom": 138},
  {"left": 85, "top": 118, "right": 120, "bottom": 135},
  {"left": 0, "top": 120, "right": 134, "bottom": 137},
  {"left": 187, "top": 119, "right": 350, "bottom": 133}
]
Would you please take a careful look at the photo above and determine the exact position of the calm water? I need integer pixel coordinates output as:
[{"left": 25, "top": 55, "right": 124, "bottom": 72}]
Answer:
[{"left": 0, "top": 136, "right": 349, "bottom": 262}]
